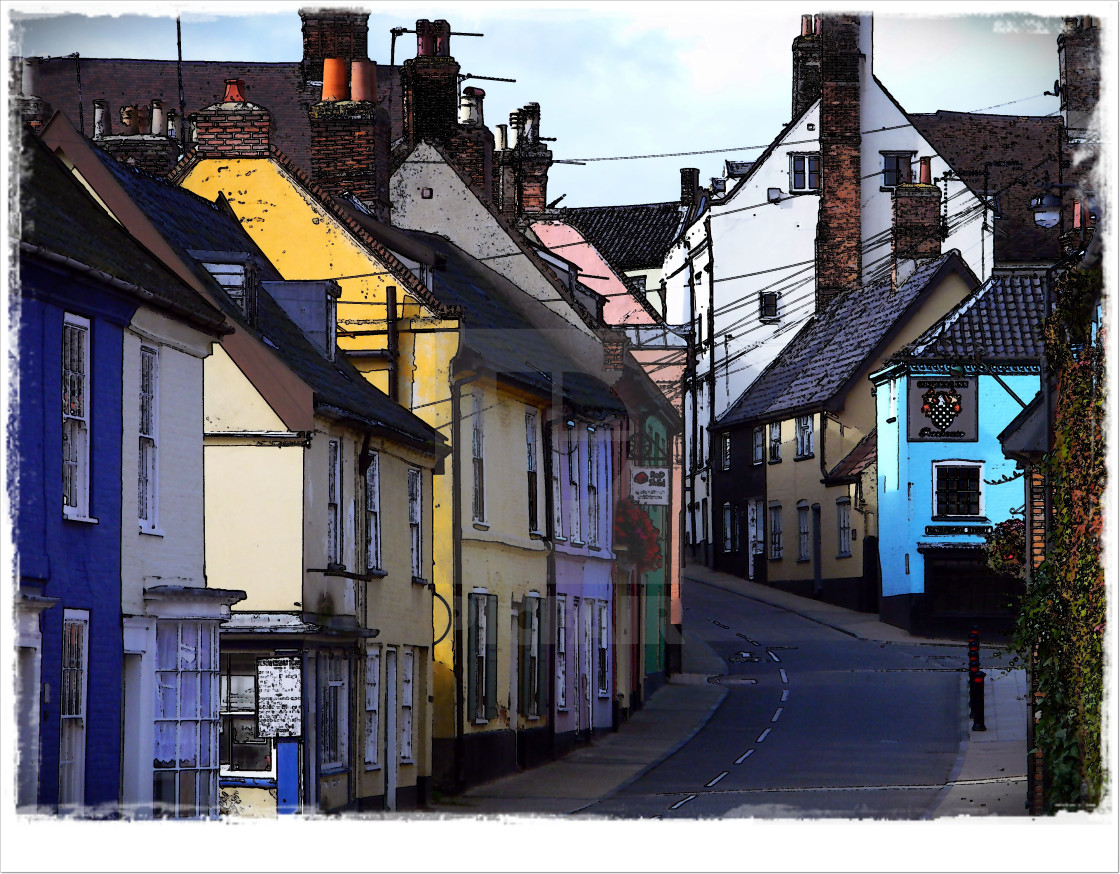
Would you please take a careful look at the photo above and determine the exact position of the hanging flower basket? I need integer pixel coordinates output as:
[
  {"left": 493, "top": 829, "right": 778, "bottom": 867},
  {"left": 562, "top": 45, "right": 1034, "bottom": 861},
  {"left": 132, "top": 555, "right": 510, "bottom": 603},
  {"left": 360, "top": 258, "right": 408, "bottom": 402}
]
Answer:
[
  {"left": 613, "top": 498, "right": 663, "bottom": 573},
  {"left": 982, "top": 517, "right": 1027, "bottom": 580}
]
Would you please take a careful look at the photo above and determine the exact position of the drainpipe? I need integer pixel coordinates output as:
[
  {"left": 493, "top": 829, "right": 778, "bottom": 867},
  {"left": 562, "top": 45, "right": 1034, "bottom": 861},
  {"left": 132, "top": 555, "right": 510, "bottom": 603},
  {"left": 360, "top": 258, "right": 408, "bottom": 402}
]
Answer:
[
  {"left": 541, "top": 411, "right": 559, "bottom": 754},
  {"left": 685, "top": 249, "right": 698, "bottom": 561},
  {"left": 386, "top": 285, "right": 400, "bottom": 402},
  {"left": 705, "top": 217, "right": 717, "bottom": 568},
  {"left": 450, "top": 365, "right": 479, "bottom": 790}
]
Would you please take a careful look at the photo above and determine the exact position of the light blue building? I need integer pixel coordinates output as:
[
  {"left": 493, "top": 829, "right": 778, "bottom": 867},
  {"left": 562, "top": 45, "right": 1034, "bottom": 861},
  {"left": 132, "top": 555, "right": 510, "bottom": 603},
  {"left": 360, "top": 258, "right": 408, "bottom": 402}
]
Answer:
[{"left": 871, "top": 270, "right": 1045, "bottom": 637}]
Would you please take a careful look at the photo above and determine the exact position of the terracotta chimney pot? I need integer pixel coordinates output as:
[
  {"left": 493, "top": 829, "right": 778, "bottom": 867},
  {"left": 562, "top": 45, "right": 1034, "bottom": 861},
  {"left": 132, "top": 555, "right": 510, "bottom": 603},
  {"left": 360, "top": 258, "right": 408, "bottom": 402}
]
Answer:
[
  {"left": 223, "top": 79, "right": 248, "bottom": 103},
  {"left": 919, "top": 156, "right": 932, "bottom": 185},
  {"left": 801, "top": 14, "right": 813, "bottom": 36},
  {"left": 416, "top": 19, "right": 434, "bottom": 56},
  {"left": 351, "top": 60, "right": 377, "bottom": 102},
  {"left": 119, "top": 105, "right": 139, "bottom": 135},
  {"left": 322, "top": 59, "right": 348, "bottom": 101}
]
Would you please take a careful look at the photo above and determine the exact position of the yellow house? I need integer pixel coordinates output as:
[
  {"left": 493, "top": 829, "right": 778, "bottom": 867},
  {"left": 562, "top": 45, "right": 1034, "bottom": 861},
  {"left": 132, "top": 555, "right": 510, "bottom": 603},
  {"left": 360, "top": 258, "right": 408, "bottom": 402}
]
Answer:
[
  {"left": 173, "top": 83, "right": 625, "bottom": 790},
  {"left": 42, "top": 113, "right": 447, "bottom": 813},
  {"left": 713, "top": 251, "right": 978, "bottom": 611}
]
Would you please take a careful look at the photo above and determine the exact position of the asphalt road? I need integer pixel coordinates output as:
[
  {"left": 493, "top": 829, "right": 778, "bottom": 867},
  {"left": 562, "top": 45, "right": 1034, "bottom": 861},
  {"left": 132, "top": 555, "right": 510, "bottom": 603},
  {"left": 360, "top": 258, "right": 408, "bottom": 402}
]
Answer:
[{"left": 581, "top": 577, "right": 1011, "bottom": 820}]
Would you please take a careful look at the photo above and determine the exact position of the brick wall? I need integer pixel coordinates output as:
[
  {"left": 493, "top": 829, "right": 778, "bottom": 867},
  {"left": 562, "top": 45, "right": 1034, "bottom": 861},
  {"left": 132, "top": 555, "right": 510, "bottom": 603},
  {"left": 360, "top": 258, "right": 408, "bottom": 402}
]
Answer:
[
  {"left": 300, "top": 9, "right": 369, "bottom": 83},
  {"left": 892, "top": 184, "right": 942, "bottom": 260},
  {"left": 100, "top": 136, "right": 180, "bottom": 177},
  {"left": 193, "top": 106, "right": 271, "bottom": 157},
  {"left": 791, "top": 32, "right": 821, "bottom": 120},
  {"left": 815, "top": 14, "right": 862, "bottom": 312},
  {"left": 1058, "top": 17, "right": 1100, "bottom": 122},
  {"left": 519, "top": 148, "right": 552, "bottom": 214},
  {"left": 400, "top": 57, "right": 460, "bottom": 147},
  {"left": 308, "top": 101, "right": 390, "bottom": 215}
]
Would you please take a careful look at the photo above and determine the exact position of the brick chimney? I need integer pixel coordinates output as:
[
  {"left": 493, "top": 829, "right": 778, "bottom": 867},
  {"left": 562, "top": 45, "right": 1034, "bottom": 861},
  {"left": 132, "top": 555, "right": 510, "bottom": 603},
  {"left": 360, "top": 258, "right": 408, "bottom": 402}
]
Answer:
[
  {"left": 814, "top": 13, "right": 863, "bottom": 312},
  {"left": 191, "top": 79, "right": 272, "bottom": 158},
  {"left": 93, "top": 96, "right": 181, "bottom": 176},
  {"left": 400, "top": 19, "right": 460, "bottom": 147},
  {"left": 445, "top": 86, "right": 495, "bottom": 195},
  {"left": 680, "top": 167, "right": 701, "bottom": 206},
  {"left": 16, "top": 57, "right": 52, "bottom": 131},
  {"left": 300, "top": 8, "right": 370, "bottom": 84},
  {"left": 891, "top": 156, "right": 943, "bottom": 287},
  {"left": 494, "top": 103, "right": 553, "bottom": 217},
  {"left": 1058, "top": 16, "right": 1100, "bottom": 137},
  {"left": 308, "top": 59, "right": 391, "bottom": 221},
  {"left": 791, "top": 13, "right": 822, "bottom": 120}
]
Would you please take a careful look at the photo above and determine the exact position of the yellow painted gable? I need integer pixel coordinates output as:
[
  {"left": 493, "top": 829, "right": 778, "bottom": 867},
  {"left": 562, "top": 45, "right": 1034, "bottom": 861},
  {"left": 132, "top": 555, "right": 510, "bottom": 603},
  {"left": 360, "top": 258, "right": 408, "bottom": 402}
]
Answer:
[{"left": 204, "top": 343, "right": 287, "bottom": 432}]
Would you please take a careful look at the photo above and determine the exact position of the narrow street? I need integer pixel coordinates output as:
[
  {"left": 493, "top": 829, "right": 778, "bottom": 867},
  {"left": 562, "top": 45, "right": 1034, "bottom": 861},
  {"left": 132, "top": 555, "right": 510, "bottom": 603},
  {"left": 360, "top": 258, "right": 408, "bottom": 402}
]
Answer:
[{"left": 580, "top": 575, "right": 1017, "bottom": 820}]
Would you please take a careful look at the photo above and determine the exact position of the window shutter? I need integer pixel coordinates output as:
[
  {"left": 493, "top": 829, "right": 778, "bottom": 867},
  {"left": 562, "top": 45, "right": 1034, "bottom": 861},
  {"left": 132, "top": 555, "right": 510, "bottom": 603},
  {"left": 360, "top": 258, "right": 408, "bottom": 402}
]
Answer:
[
  {"left": 467, "top": 594, "right": 478, "bottom": 722},
  {"left": 536, "top": 596, "right": 550, "bottom": 717},
  {"left": 518, "top": 598, "right": 531, "bottom": 716},
  {"left": 485, "top": 594, "right": 498, "bottom": 720}
]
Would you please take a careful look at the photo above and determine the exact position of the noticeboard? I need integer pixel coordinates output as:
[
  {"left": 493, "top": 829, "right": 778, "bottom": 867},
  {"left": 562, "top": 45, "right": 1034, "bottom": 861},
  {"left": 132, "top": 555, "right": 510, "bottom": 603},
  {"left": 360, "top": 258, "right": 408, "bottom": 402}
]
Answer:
[
  {"left": 256, "top": 656, "right": 302, "bottom": 738},
  {"left": 630, "top": 467, "right": 670, "bottom": 505}
]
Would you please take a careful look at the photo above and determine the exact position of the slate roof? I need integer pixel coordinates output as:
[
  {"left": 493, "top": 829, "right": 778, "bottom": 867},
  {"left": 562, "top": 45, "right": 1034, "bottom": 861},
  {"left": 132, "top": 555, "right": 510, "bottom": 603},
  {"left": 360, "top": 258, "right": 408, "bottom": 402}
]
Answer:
[
  {"left": 32, "top": 56, "right": 408, "bottom": 183},
  {"left": 826, "top": 429, "right": 877, "bottom": 483},
  {"left": 893, "top": 269, "right": 1046, "bottom": 364},
  {"left": 18, "top": 127, "right": 227, "bottom": 335},
  {"left": 908, "top": 111, "right": 1061, "bottom": 263},
  {"left": 560, "top": 202, "right": 686, "bottom": 272},
  {"left": 719, "top": 252, "right": 978, "bottom": 426},
  {"left": 83, "top": 143, "right": 442, "bottom": 451},
  {"left": 402, "top": 230, "right": 625, "bottom": 416}
]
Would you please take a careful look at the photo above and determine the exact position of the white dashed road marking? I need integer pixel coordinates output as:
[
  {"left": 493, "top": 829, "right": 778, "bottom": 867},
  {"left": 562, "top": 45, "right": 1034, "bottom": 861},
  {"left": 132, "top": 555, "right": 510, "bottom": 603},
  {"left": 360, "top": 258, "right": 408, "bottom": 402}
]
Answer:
[
  {"left": 735, "top": 749, "right": 755, "bottom": 764},
  {"left": 781, "top": 689, "right": 790, "bottom": 702},
  {"left": 768, "top": 650, "right": 781, "bottom": 663},
  {"left": 756, "top": 727, "right": 771, "bottom": 743},
  {"left": 669, "top": 794, "right": 698, "bottom": 810},
  {"left": 780, "top": 669, "right": 789, "bottom": 684},
  {"left": 771, "top": 707, "right": 783, "bottom": 723},
  {"left": 706, "top": 771, "right": 729, "bottom": 787}
]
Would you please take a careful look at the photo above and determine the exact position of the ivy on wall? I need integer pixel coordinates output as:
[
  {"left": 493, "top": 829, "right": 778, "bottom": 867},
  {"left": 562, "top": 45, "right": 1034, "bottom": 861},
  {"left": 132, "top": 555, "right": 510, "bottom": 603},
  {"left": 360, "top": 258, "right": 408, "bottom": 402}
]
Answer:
[{"left": 1013, "top": 266, "right": 1105, "bottom": 812}]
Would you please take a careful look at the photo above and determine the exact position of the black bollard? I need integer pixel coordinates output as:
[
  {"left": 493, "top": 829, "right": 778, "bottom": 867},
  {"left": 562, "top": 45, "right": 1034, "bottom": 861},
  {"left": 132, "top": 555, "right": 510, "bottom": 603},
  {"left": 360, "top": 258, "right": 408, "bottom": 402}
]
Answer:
[{"left": 970, "top": 670, "right": 987, "bottom": 731}]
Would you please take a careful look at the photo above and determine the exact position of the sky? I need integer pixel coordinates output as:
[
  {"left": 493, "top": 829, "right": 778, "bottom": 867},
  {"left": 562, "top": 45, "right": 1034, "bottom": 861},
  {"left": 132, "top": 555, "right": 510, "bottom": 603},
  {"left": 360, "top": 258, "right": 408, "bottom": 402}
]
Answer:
[{"left": 6, "top": 0, "right": 1100, "bottom": 208}]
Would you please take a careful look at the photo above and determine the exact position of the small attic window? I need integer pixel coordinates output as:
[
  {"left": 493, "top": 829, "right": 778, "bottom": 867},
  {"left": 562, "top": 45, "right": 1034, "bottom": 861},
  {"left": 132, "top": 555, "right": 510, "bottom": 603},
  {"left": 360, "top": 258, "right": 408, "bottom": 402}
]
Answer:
[{"left": 201, "top": 259, "right": 257, "bottom": 323}]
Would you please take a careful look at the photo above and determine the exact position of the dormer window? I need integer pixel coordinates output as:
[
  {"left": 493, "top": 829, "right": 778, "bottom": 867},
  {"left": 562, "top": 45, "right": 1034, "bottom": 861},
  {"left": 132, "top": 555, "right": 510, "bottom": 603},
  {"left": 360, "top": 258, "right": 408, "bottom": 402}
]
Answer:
[{"left": 192, "top": 251, "right": 259, "bottom": 324}]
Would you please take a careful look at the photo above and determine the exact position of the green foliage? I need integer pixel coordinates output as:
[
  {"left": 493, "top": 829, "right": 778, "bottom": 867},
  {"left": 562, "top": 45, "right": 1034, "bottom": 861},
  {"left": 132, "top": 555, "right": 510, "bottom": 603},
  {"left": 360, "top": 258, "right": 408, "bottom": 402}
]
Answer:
[
  {"left": 1013, "top": 266, "right": 1106, "bottom": 812},
  {"left": 983, "top": 517, "right": 1027, "bottom": 580}
]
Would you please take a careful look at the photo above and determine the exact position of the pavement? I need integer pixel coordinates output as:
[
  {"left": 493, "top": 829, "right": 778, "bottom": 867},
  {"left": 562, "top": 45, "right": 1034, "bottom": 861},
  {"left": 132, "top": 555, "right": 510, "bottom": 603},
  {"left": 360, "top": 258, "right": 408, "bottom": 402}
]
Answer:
[{"left": 426, "top": 563, "right": 1029, "bottom": 818}]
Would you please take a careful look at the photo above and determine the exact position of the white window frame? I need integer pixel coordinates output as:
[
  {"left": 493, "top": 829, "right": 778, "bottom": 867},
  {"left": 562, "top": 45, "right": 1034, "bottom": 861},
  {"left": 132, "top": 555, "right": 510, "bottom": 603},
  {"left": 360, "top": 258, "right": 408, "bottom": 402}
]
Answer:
[
  {"left": 881, "top": 151, "right": 914, "bottom": 189},
  {"left": 319, "top": 651, "right": 349, "bottom": 772},
  {"left": 364, "top": 643, "right": 381, "bottom": 770},
  {"left": 365, "top": 452, "right": 382, "bottom": 572},
  {"left": 721, "top": 431, "right": 731, "bottom": 470},
  {"left": 58, "top": 609, "right": 89, "bottom": 814},
  {"left": 400, "top": 648, "right": 414, "bottom": 763},
  {"left": 555, "top": 596, "right": 567, "bottom": 710},
  {"left": 587, "top": 428, "right": 600, "bottom": 548},
  {"left": 795, "top": 414, "right": 813, "bottom": 458},
  {"left": 932, "top": 461, "right": 985, "bottom": 519},
  {"left": 567, "top": 424, "right": 582, "bottom": 544},
  {"left": 62, "top": 314, "right": 93, "bottom": 521},
  {"left": 887, "top": 379, "right": 898, "bottom": 422},
  {"left": 797, "top": 504, "right": 811, "bottom": 561},
  {"left": 837, "top": 498, "right": 852, "bottom": 558},
  {"left": 471, "top": 392, "right": 486, "bottom": 524},
  {"left": 218, "top": 654, "right": 276, "bottom": 781},
  {"left": 768, "top": 421, "right": 781, "bottom": 462},
  {"left": 722, "top": 503, "right": 734, "bottom": 553},
  {"left": 327, "top": 438, "right": 341, "bottom": 565},
  {"left": 551, "top": 441, "right": 565, "bottom": 542},
  {"left": 752, "top": 426, "right": 764, "bottom": 466},
  {"left": 408, "top": 467, "right": 423, "bottom": 579},
  {"left": 769, "top": 505, "right": 783, "bottom": 560},
  {"left": 526, "top": 410, "right": 540, "bottom": 534},
  {"left": 154, "top": 620, "right": 220, "bottom": 818},
  {"left": 138, "top": 345, "right": 160, "bottom": 532},
  {"left": 790, "top": 152, "right": 821, "bottom": 192},
  {"left": 596, "top": 600, "right": 609, "bottom": 698},
  {"left": 526, "top": 594, "right": 542, "bottom": 718}
]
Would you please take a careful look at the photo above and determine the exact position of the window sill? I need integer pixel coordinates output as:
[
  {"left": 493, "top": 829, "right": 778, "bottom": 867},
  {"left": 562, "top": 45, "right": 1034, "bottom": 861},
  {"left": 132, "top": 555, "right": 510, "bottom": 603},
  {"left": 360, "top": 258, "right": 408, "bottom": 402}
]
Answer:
[
  {"left": 525, "top": 715, "right": 541, "bottom": 722},
  {"left": 472, "top": 521, "right": 490, "bottom": 531},
  {"left": 557, "top": 706, "right": 569, "bottom": 713},
  {"left": 367, "top": 568, "right": 389, "bottom": 579},
  {"left": 794, "top": 454, "right": 814, "bottom": 462},
  {"left": 769, "top": 555, "right": 783, "bottom": 562},
  {"left": 411, "top": 576, "right": 429, "bottom": 587},
  {"left": 529, "top": 530, "right": 546, "bottom": 540},
  {"left": 760, "top": 317, "right": 781, "bottom": 325},
  {"left": 931, "top": 516, "right": 989, "bottom": 523},
  {"left": 797, "top": 557, "right": 810, "bottom": 563},
  {"left": 587, "top": 544, "right": 602, "bottom": 552},
  {"left": 598, "top": 692, "right": 610, "bottom": 699},
  {"left": 139, "top": 526, "right": 166, "bottom": 538},
  {"left": 753, "top": 459, "right": 764, "bottom": 467},
  {"left": 768, "top": 458, "right": 782, "bottom": 465},
  {"left": 399, "top": 758, "right": 415, "bottom": 766},
  {"left": 320, "top": 765, "right": 347, "bottom": 776},
  {"left": 836, "top": 553, "right": 852, "bottom": 559},
  {"left": 63, "top": 512, "right": 99, "bottom": 525},
  {"left": 365, "top": 764, "right": 383, "bottom": 773},
  {"left": 473, "top": 718, "right": 489, "bottom": 726},
  {"left": 553, "top": 535, "right": 567, "bottom": 543},
  {"left": 570, "top": 540, "right": 586, "bottom": 548}
]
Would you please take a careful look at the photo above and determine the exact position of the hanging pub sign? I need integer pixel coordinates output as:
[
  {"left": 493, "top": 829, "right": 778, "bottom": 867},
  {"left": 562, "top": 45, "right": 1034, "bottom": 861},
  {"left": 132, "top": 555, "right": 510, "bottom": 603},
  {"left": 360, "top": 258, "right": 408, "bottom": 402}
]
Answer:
[
  {"left": 630, "top": 467, "right": 670, "bottom": 505},
  {"left": 256, "top": 656, "right": 302, "bottom": 738},
  {"left": 907, "top": 376, "right": 978, "bottom": 441}
]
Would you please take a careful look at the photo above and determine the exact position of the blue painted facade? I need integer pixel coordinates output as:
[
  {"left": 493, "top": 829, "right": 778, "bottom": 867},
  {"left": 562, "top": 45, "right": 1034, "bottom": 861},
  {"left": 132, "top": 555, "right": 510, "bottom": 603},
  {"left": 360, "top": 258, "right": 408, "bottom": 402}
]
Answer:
[
  {"left": 874, "top": 366, "right": 1040, "bottom": 633},
  {"left": 17, "top": 257, "right": 138, "bottom": 813}
]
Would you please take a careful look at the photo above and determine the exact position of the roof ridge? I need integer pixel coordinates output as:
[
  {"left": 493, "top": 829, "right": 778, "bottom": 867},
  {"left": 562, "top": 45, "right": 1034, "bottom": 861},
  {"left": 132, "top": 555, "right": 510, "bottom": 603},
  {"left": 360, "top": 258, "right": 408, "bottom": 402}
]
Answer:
[{"left": 910, "top": 272, "right": 996, "bottom": 355}]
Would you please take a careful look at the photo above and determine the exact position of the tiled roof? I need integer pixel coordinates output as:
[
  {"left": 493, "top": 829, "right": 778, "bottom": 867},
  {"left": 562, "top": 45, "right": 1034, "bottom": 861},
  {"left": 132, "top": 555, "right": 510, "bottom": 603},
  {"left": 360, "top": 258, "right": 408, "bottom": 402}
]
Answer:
[
  {"left": 404, "top": 230, "right": 625, "bottom": 415},
  {"left": 84, "top": 143, "right": 441, "bottom": 450},
  {"left": 560, "top": 202, "right": 686, "bottom": 271},
  {"left": 908, "top": 111, "right": 1061, "bottom": 263},
  {"left": 826, "top": 429, "right": 877, "bottom": 483},
  {"left": 18, "top": 127, "right": 227, "bottom": 334},
  {"left": 719, "top": 252, "right": 978, "bottom": 426},
  {"left": 895, "top": 269, "right": 1046, "bottom": 363},
  {"left": 33, "top": 56, "right": 408, "bottom": 182}
]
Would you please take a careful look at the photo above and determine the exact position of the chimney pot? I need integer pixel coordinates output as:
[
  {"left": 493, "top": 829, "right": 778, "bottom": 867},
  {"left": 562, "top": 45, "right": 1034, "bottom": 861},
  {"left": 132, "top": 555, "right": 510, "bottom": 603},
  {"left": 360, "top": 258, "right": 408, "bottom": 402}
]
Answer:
[
  {"left": 120, "top": 105, "right": 139, "bottom": 135},
  {"left": 93, "top": 99, "right": 111, "bottom": 139},
  {"left": 167, "top": 109, "right": 178, "bottom": 140},
  {"left": 137, "top": 104, "right": 151, "bottom": 135},
  {"left": 21, "top": 57, "right": 41, "bottom": 98},
  {"left": 151, "top": 99, "right": 167, "bottom": 136},
  {"left": 223, "top": 79, "right": 248, "bottom": 103},
  {"left": 919, "top": 156, "right": 931, "bottom": 185},
  {"left": 496, "top": 123, "right": 508, "bottom": 150},
  {"left": 459, "top": 86, "right": 485, "bottom": 127},
  {"left": 350, "top": 59, "right": 377, "bottom": 102},
  {"left": 322, "top": 58, "right": 348, "bottom": 101},
  {"left": 416, "top": 19, "right": 434, "bottom": 56},
  {"left": 801, "top": 14, "right": 813, "bottom": 36},
  {"left": 433, "top": 20, "right": 451, "bottom": 57},
  {"left": 680, "top": 167, "right": 700, "bottom": 206}
]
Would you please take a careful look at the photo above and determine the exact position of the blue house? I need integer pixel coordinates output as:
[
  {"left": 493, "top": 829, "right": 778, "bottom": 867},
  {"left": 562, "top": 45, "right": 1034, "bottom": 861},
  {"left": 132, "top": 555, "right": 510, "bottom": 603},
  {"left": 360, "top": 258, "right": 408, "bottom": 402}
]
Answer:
[
  {"left": 15, "top": 129, "right": 231, "bottom": 816},
  {"left": 871, "top": 269, "right": 1045, "bottom": 637}
]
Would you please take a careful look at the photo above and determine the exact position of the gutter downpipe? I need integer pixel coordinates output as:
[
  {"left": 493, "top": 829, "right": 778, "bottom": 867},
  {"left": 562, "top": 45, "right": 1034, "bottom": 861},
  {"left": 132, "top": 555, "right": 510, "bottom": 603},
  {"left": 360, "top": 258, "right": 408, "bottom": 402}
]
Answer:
[
  {"left": 705, "top": 217, "right": 717, "bottom": 569},
  {"left": 686, "top": 249, "right": 698, "bottom": 564}
]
